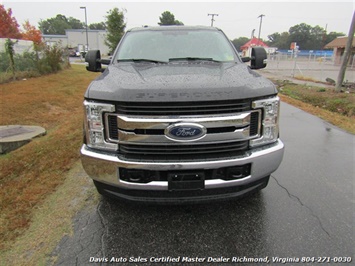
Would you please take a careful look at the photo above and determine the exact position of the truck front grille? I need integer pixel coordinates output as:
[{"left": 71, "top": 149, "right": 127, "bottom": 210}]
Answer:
[
  {"left": 115, "top": 99, "right": 251, "bottom": 115},
  {"left": 107, "top": 115, "right": 119, "bottom": 140},
  {"left": 118, "top": 141, "right": 249, "bottom": 161},
  {"left": 104, "top": 99, "right": 262, "bottom": 162},
  {"left": 249, "top": 111, "right": 259, "bottom": 136}
]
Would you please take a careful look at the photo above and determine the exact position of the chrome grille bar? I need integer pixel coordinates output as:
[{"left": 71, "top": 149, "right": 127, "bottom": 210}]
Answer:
[{"left": 105, "top": 110, "right": 261, "bottom": 144}]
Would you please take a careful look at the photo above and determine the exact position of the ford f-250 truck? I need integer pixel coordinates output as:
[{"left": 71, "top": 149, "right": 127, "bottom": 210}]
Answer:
[{"left": 81, "top": 26, "right": 284, "bottom": 203}]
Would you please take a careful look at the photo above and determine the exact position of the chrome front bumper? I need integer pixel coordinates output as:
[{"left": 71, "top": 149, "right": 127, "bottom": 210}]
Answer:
[{"left": 80, "top": 139, "right": 284, "bottom": 191}]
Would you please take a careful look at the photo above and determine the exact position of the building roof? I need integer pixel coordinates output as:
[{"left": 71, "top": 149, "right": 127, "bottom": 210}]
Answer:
[
  {"left": 241, "top": 37, "right": 269, "bottom": 50},
  {"left": 324, "top": 36, "right": 355, "bottom": 48},
  {"left": 65, "top": 29, "right": 107, "bottom": 33},
  {"left": 42, "top": 35, "right": 66, "bottom": 39}
]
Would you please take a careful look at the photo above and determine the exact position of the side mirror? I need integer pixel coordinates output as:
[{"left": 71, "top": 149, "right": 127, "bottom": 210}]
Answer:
[
  {"left": 85, "top": 50, "right": 102, "bottom": 72},
  {"left": 250, "top": 47, "right": 267, "bottom": 69},
  {"left": 85, "top": 50, "right": 111, "bottom": 72},
  {"left": 241, "top": 57, "right": 251, "bottom": 63}
]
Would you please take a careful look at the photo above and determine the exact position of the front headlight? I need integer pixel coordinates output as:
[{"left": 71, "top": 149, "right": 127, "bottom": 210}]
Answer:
[
  {"left": 250, "top": 96, "right": 280, "bottom": 147},
  {"left": 83, "top": 100, "right": 118, "bottom": 151}
]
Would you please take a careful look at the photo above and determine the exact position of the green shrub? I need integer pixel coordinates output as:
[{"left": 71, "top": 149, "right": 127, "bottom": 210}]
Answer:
[
  {"left": 0, "top": 42, "right": 69, "bottom": 83},
  {"left": 42, "top": 43, "right": 64, "bottom": 73},
  {"left": 0, "top": 52, "right": 9, "bottom": 72},
  {"left": 5, "top": 39, "right": 16, "bottom": 78},
  {"left": 14, "top": 52, "right": 37, "bottom": 71}
]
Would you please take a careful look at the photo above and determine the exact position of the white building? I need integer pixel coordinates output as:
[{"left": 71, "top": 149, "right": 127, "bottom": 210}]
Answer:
[
  {"left": 0, "top": 38, "right": 33, "bottom": 54},
  {"left": 43, "top": 29, "right": 109, "bottom": 55}
]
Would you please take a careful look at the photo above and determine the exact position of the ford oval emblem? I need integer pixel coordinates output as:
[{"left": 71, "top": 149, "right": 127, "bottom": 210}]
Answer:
[{"left": 165, "top": 123, "right": 207, "bottom": 142}]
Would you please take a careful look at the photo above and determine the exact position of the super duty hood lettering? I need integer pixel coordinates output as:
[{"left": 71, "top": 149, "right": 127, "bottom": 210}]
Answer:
[
  {"left": 86, "top": 63, "right": 277, "bottom": 102},
  {"left": 135, "top": 91, "right": 234, "bottom": 100}
]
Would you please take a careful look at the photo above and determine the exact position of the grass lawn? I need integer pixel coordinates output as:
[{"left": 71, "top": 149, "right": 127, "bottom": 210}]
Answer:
[
  {"left": 275, "top": 80, "right": 355, "bottom": 134},
  {"left": 0, "top": 64, "right": 99, "bottom": 249}
]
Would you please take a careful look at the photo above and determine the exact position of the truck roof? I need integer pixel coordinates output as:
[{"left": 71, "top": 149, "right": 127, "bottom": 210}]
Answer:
[{"left": 128, "top": 25, "right": 221, "bottom": 32}]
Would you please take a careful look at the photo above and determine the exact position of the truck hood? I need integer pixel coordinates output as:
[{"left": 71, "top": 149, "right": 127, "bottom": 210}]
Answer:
[{"left": 85, "top": 62, "right": 277, "bottom": 102}]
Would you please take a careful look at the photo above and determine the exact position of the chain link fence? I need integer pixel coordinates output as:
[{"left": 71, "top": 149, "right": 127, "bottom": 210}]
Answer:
[{"left": 265, "top": 51, "right": 355, "bottom": 83}]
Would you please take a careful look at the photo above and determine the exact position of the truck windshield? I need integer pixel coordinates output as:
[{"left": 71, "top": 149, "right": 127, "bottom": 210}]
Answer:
[{"left": 114, "top": 29, "right": 237, "bottom": 63}]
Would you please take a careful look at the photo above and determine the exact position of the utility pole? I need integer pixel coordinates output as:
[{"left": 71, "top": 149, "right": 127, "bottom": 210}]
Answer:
[
  {"left": 336, "top": 11, "right": 355, "bottom": 91},
  {"left": 208, "top": 13, "right": 219, "bottom": 27},
  {"left": 321, "top": 24, "right": 327, "bottom": 52},
  {"left": 257, "top": 14, "right": 265, "bottom": 45},
  {"left": 80, "top": 6, "right": 89, "bottom": 52},
  {"left": 251, "top": 29, "right": 255, "bottom": 39}
]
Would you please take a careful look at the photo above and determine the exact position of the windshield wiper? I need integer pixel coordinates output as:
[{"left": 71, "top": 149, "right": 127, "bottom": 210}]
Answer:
[
  {"left": 168, "top": 57, "right": 222, "bottom": 62},
  {"left": 117, "top": 58, "right": 168, "bottom": 64}
]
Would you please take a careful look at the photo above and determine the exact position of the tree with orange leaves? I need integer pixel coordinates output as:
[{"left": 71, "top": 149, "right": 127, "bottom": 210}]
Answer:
[
  {"left": 22, "top": 20, "right": 43, "bottom": 46},
  {"left": 0, "top": 4, "right": 22, "bottom": 39}
]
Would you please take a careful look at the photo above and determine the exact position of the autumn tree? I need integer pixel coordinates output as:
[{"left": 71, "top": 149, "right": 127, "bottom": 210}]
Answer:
[
  {"left": 22, "top": 20, "right": 43, "bottom": 46},
  {"left": 0, "top": 4, "right": 22, "bottom": 39}
]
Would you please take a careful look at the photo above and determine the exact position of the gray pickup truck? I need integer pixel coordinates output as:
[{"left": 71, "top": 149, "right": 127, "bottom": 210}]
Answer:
[{"left": 81, "top": 26, "right": 284, "bottom": 203}]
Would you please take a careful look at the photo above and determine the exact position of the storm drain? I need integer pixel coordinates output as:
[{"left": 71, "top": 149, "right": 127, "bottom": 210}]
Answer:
[{"left": 0, "top": 125, "right": 46, "bottom": 154}]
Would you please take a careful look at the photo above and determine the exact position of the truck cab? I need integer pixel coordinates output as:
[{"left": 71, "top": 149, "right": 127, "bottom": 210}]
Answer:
[{"left": 81, "top": 26, "right": 284, "bottom": 203}]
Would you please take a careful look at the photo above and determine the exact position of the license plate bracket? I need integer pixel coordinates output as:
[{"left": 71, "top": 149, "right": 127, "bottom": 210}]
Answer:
[{"left": 168, "top": 172, "right": 205, "bottom": 191}]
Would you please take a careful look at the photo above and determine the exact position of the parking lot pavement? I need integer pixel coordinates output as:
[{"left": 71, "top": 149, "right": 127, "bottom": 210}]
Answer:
[
  {"left": 260, "top": 58, "right": 355, "bottom": 84},
  {"left": 51, "top": 102, "right": 354, "bottom": 266}
]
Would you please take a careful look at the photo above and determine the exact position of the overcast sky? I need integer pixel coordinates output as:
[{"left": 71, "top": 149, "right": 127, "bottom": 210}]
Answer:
[{"left": 2, "top": 0, "right": 354, "bottom": 40}]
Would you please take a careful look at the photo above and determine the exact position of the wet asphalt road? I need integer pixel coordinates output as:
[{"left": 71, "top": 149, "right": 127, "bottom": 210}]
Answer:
[{"left": 53, "top": 102, "right": 354, "bottom": 265}]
